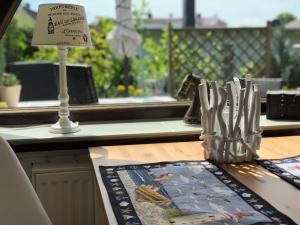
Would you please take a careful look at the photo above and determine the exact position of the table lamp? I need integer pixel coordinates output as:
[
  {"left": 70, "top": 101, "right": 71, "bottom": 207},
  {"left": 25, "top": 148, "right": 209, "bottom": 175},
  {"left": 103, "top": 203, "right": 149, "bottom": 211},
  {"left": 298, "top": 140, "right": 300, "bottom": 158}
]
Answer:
[{"left": 32, "top": 4, "right": 92, "bottom": 134}]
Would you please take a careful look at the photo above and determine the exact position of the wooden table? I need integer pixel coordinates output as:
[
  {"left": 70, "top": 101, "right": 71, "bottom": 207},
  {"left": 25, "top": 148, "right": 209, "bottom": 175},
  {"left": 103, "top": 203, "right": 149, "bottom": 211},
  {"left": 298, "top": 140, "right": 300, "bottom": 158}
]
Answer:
[{"left": 89, "top": 136, "right": 300, "bottom": 225}]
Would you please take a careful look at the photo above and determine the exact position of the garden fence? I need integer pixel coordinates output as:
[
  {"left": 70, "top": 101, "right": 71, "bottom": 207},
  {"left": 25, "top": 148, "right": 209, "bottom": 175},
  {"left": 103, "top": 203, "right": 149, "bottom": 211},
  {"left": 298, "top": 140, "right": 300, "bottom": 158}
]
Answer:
[{"left": 167, "top": 22, "right": 272, "bottom": 95}]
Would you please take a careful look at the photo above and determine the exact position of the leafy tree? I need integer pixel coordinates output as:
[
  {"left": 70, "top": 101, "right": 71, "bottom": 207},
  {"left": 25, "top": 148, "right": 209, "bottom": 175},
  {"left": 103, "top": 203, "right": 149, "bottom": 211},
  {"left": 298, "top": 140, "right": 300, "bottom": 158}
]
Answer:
[
  {"left": 131, "top": 28, "right": 168, "bottom": 96},
  {"left": 276, "top": 12, "right": 296, "bottom": 25},
  {"left": 32, "top": 47, "right": 57, "bottom": 61},
  {"left": 2, "top": 15, "right": 36, "bottom": 63},
  {"left": 271, "top": 28, "right": 295, "bottom": 85},
  {"left": 32, "top": 16, "right": 152, "bottom": 97},
  {"left": 132, "top": 0, "right": 150, "bottom": 29},
  {"left": 0, "top": 0, "right": 167, "bottom": 97},
  {"left": 0, "top": 14, "right": 37, "bottom": 80},
  {"left": 271, "top": 12, "right": 299, "bottom": 87},
  {"left": 68, "top": 17, "right": 123, "bottom": 97}
]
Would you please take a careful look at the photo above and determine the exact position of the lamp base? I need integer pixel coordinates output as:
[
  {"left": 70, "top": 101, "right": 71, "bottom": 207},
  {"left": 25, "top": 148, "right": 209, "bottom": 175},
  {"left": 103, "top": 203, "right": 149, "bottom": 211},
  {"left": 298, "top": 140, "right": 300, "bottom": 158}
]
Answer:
[{"left": 49, "top": 120, "right": 80, "bottom": 134}]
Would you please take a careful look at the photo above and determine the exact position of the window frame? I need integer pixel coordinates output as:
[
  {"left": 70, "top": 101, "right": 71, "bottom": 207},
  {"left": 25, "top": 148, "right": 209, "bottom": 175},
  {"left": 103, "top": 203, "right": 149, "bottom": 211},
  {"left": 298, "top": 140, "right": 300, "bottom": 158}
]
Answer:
[
  {"left": 0, "top": 0, "right": 21, "bottom": 39},
  {"left": 0, "top": 101, "right": 191, "bottom": 125},
  {"left": 1, "top": 1, "right": 297, "bottom": 144}
]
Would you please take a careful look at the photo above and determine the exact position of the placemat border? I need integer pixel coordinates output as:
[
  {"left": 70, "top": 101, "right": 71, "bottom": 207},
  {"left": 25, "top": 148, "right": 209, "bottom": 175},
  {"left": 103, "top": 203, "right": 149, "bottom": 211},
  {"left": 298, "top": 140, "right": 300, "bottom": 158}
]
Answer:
[
  {"left": 100, "top": 160, "right": 297, "bottom": 225},
  {"left": 257, "top": 156, "right": 300, "bottom": 190}
]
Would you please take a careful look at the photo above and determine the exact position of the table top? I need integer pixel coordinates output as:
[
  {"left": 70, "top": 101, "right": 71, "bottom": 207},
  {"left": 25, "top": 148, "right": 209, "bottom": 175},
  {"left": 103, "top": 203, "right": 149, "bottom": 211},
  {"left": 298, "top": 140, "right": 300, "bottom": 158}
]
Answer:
[{"left": 89, "top": 135, "right": 300, "bottom": 225}]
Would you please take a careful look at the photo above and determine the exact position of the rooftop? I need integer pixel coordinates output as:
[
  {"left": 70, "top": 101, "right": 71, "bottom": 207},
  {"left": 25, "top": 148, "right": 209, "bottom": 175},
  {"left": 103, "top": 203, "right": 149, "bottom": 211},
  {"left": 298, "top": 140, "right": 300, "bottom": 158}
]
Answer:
[
  {"left": 285, "top": 19, "right": 300, "bottom": 29},
  {"left": 140, "top": 14, "right": 227, "bottom": 29}
]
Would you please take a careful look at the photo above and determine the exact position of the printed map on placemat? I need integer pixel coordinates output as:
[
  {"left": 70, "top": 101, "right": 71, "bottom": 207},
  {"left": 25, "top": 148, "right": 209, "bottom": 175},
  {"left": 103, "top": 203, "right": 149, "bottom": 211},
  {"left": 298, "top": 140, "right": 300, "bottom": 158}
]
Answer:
[
  {"left": 100, "top": 161, "right": 296, "bottom": 225},
  {"left": 258, "top": 156, "right": 300, "bottom": 189}
]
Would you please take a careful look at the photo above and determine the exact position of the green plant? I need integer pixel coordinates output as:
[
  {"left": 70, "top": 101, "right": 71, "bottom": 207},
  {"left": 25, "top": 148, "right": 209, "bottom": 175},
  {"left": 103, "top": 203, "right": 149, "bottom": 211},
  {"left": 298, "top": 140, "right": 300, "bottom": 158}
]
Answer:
[
  {"left": 69, "top": 17, "right": 123, "bottom": 97},
  {"left": 270, "top": 12, "right": 300, "bottom": 88},
  {"left": 131, "top": 28, "right": 168, "bottom": 96},
  {"left": 1, "top": 73, "right": 20, "bottom": 86},
  {"left": 1, "top": 15, "right": 37, "bottom": 63},
  {"left": 0, "top": 0, "right": 166, "bottom": 97},
  {"left": 238, "top": 61, "right": 256, "bottom": 77},
  {"left": 271, "top": 27, "right": 296, "bottom": 86},
  {"left": 132, "top": 0, "right": 150, "bottom": 30}
]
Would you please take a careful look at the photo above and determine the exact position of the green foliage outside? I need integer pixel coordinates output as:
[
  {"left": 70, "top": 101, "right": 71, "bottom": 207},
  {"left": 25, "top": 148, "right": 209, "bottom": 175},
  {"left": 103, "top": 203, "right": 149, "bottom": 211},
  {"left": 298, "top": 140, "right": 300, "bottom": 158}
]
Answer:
[
  {"left": 276, "top": 12, "right": 296, "bottom": 25},
  {"left": 0, "top": 5, "right": 300, "bottom": 97},
  {"left": 271, "top": 28, "right": 294, "bottom": 84},
  {"left": 33, "top": 17, "right": 125, "bottom": 97},
  {"left": 0, "top": 14, "right": 37, "bottom": 84},
  {"left": 271, "top": 29, "right": 300, "bottom": 88},
  {"left": 0, "top": 1, "right": 168, "bottom": 97},
  {"left": 1, "top": 15, "right": 37, "bottom": 63},
  {"left": 131, "top": 28, "right": 168, "bottom": 95},
  {"left": 30, "top": 0, "right": 167, "bottom": 97},
  {"left": 30, "top": 17, "right": 117, "bottom": 96},
  {"left": 271, "top": 13, "right": 300, "bottom": 88},
  {"left": 75, "top": 17, "right": 123, "bottom": 97},
  {"left": 132, "top": 0, "right": 150, "bottom": 29}
]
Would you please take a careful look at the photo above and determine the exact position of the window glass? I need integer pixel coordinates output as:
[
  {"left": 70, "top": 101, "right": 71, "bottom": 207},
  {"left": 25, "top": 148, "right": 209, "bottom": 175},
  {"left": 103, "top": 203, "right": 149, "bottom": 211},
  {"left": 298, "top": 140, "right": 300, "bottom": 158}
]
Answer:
[{"left": 0, "top": 0, "right": 300, "bottom": 109}]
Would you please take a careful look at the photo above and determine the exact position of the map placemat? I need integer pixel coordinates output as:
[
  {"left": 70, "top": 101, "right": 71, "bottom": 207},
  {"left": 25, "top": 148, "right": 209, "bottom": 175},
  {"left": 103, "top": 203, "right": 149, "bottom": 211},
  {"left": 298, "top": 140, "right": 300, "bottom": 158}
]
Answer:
[
  {"left": 100, "top": 161, "right": 296, "bottom": 225},
  {"left": 257, "top": 156, "right": 300, "bottom": 189}
]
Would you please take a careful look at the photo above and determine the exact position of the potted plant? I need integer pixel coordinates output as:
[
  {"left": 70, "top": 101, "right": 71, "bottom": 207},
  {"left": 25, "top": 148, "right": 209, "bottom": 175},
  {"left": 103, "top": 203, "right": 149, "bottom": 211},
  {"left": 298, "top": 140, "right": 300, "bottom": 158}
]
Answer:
[{"left": 0, "top": 73, "right": 21, "bottom": 107}]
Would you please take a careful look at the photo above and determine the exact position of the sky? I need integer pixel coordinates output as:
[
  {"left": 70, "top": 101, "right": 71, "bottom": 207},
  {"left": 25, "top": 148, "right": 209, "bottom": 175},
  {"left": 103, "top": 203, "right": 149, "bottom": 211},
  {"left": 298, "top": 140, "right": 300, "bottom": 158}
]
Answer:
[{"left": 26, "top": 0, "right": 300, "bottom": 27}]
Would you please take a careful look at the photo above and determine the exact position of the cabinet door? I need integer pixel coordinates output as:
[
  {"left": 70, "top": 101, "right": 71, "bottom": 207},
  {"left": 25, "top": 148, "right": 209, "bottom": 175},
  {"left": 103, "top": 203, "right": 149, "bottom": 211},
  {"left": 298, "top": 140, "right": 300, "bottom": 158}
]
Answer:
[{"left": 34, "top": 170, "right": 95, "bottom": 225}]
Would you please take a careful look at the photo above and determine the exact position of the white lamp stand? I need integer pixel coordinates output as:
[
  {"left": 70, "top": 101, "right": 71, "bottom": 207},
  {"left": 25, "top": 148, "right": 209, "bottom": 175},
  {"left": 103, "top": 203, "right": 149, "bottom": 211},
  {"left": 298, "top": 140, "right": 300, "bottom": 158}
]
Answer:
[
  {"left": 49, "top": 47, "right": 80, "bottom": 134},
  {"left": 32, "top": 3, "right": 92, "bottom": 134}
]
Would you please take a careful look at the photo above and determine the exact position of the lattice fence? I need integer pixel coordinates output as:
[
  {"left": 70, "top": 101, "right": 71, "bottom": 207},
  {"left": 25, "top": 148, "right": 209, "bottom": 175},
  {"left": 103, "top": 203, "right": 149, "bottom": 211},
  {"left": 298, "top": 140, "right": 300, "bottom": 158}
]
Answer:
[{"left": 167, "top": 23, "right": 272, "bottom": 95}]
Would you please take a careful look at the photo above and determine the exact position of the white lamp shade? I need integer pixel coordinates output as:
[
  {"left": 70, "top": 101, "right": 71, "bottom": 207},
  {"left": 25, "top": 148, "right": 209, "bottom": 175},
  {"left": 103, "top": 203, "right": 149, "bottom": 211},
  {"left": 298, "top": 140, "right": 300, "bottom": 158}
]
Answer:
[{"left": 32, "top": 3, "right": 92, "bottom": 47}]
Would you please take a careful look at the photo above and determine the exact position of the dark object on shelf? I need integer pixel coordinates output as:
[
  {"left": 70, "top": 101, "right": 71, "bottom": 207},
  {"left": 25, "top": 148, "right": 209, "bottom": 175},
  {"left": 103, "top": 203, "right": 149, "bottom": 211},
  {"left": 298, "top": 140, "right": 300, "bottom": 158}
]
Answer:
[
  {"left": 7, "top": 62, "right": 58, "bottom": 101},
  {"left": 7, "top": 62, "right": 98, "bottom": 104},
  {"left": 266, "top": 90, "right": 300, "bottom": 120},
  {"left": 177, "top": 73, "right": 201, "bottom": 124},
  {"left": 0, "top": 0, "right": 21, "bottom": 39},
  {"left": 239, "top": 77, "right": 282, "bottom": 98},
  {"left": 252, "top": 78, "right": 282, "bottom": 98},
  {"left": 53, "top": 64, "right": 98, "bottom": 105}
]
